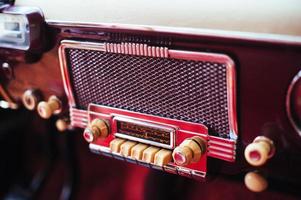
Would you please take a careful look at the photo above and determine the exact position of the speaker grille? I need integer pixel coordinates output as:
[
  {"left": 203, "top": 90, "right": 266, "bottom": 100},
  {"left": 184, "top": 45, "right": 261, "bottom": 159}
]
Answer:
[{"left": 66, "top": 48, "right": 230, "bottom": 138}]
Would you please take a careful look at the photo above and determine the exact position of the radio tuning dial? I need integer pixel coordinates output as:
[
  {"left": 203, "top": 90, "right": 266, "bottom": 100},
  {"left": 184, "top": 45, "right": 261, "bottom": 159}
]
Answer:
[
  {"left": 172, "top": 136, "right": 206, "bottom": 166},
  {"left": 83, "top": 118, "right": 109, "bottom": 143}
]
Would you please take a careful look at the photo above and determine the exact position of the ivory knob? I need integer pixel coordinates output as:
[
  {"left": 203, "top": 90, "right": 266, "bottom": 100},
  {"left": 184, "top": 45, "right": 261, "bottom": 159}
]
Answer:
[
  {"left": 172, "top": 146, "right": 193, "bottom": 166},
  {"left": 244, "top": 136, "right": 275, "bottom": 166},
  {"left": 37, "top": 96, "right": 62, "bottom": 119},
  {"left": 172, "top": 136, "right": 206, "bottom": 166},
  {"left": 22, "top": 89, "right": 40, "bottom": 110},
  {"left": 56, "top": 119, "right": 69, "bottom": 132},
  {"left": 83, "top": 118, "right": 109, "bottom": 142},
  {"left": 244, "top": 171, "right": 268, "bottom": 192}
]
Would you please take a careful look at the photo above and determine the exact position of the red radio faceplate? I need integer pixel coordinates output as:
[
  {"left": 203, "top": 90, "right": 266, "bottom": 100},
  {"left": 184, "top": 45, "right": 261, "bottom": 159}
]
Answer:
[{"left": 87, "top": 104, "right": 208, "bottom": 179}]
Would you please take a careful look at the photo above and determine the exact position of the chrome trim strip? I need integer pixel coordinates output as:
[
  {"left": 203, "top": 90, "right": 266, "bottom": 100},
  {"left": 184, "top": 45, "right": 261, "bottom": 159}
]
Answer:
[
  {"left": 208, "top": 139, "right": 236, "bottom": 148},
  {"left": 207, "top": 151, "right": 235, "bottom": 160},
  {"left": 191, "top": 170, "right": 206, "bottom": 179},
  {"left": 48, "top": 20, "right": 301, "bottom": 46},
  {"left": 207, "top": 136, "right": 236, "bottom": 161},
  {"left": 208, "top": 146, "right": 235, "bottom": 154},
  {"left": 177, "top": 167, "right": 192, "bottom": 178},
  {"left": 89, "top": 143, "right": 111, "bottom": 153},
  {"left": 286, "top": 70, "right": 301, "bottom": 137},
  {"left": 70, "top": 108, "right": 89, "bottom": 128},
  {"left": 104, "top": 43, "right": 168, "bottom": 58},
  {"left": 59, "top": 40, "right": 237, "bottom": 140}
]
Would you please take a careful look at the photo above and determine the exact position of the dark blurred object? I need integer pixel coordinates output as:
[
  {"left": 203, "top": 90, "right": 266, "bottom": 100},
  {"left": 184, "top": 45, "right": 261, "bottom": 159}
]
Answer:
[
  {"left": 0, "top": 0, "right": 14, "bottom": 6},
  {"left": 0, "top": 108, "right": 30, "bottom": 197},
  {"left": 0, "top": 108, "right": 78, "bottom": 200}
]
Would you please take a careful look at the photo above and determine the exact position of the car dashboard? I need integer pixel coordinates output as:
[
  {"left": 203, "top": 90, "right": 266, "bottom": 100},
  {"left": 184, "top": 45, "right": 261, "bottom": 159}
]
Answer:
[{"left": 0, "top": 0, "right": 301, "bottom": 199}]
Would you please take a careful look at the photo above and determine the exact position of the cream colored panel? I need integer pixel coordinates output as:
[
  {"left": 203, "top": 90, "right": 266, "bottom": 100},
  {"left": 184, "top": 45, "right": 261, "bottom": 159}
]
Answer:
[{"left": 15, "top": 0, "right": 301, "bottom": 36}]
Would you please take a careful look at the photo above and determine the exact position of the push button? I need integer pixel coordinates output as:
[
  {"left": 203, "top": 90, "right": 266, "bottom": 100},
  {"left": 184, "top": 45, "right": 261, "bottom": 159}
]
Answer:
[
  {"left": 142, "top": 146, "right": 160, "bottom": 163},
  {"left": 154, "top": 149, "right": 172, "bottom": 166},
  {"left": 110, "top": 138, "right": 126, "bottom": 153},
  {"left": 120, "top": 141, "right": 137, "bottom": 157},
  {"left": 131, "top": 143, "right": 148, "bottom": 160}
]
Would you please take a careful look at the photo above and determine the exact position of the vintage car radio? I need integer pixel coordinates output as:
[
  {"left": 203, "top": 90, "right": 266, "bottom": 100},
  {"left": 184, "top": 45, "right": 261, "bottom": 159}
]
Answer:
[
  {"left": 1, "top": 4, "right": 301, "bottom": 195},
  {"left": 58, "top": 40, "right": 237, "bottom": 179}
]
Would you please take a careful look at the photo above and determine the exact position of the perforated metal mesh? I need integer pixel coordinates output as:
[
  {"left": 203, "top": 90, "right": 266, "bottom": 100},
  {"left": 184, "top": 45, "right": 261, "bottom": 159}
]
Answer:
[{"left": 66, "top": 48, "right": 230, "bottom": 137}]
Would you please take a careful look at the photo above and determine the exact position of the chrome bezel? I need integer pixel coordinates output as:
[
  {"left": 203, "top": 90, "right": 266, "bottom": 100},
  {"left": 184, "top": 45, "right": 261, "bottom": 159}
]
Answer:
[{"left": 114, "top": 116, "right": 175, "bottom": 149}]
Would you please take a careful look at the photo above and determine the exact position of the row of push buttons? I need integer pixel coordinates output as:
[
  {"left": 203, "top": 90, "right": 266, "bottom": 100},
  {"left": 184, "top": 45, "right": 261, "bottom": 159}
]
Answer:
[{"left": 110, "top": 138, "right": 173, "bottom": 166}]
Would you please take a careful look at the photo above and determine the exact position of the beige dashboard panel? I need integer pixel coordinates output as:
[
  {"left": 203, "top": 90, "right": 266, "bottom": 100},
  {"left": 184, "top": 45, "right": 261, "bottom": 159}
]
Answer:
[{"left": 15, "top": 0, "right": 301, "bottom": 37}]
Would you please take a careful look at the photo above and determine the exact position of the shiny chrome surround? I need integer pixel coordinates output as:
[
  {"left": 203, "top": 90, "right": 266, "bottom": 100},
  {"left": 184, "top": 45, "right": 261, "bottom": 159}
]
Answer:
[
  {"left": 59, "top": 39, "right": 237, "bottom": 140},
  {"left": 114, "top": 116, "right": 175, "bottom": 149},
  {"left": 286, "top": 70, "right": 301, "bottom": 137}
]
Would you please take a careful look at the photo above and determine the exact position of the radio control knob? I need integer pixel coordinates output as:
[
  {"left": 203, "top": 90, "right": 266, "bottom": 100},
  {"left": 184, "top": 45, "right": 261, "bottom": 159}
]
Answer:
[
  {"left": 83, "top": 118, "right": 109, "bottom": 142},
  {"left": 37, "top": 96, "right": 62, "bottom": 119},
  {"left": 244, "top": 136, "right": 275, "bottom": 166},
  {"left": 244, "top": 171, "right": 268, "bottom": 192},
  {"left": 22, "top": 89, "right": 40, "bottom": 110},
  {"left": 56, "top": 119, "right": 69, "bottom": 132},
  {"left": 172, "top": 136, "right": 206, "bottom": 166}
]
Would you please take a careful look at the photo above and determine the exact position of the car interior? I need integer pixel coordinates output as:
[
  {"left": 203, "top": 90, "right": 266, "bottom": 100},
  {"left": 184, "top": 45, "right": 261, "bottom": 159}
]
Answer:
[{"left": 0, "top": 0, "right": 301, "bottom": 199}]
